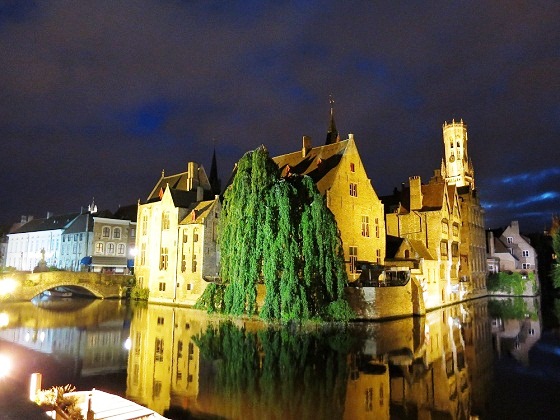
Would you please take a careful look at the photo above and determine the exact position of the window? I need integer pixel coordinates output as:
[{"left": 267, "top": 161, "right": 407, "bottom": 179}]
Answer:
[
  {"left": 160, "top": 247, "right": 168, "bottom": 270},
  {"left": 95, "top": 242, "right": 104, "bottom": 254},
  {"left": 117, "top": 243, "right": 126, "bottom": 255},
  {"left": 361, "top": 216, "right": 370, "bottom": 237},
  {"left": 507, "top": 237, "right": 513, "bottom": 244},
  {"left": 130, "top": 228, "right": 136, "bottom": 238},
  {"left": 113, "top": 227, "right": 121, "bottom": 239},
  {"left": 453, "top": 223, "right": 459, "bottom": 237},
  {"left": 158, "top": 282, "right": 166, "bottom": 291},
  {"left": 192, "top": 254, "right": 197, "bottom": 272},
  {"left": 349, "top": 246, "right": 358, "bottom": 273},
  {"left": 522, "top": 263, "right": 531, "bottom": 270},
  {"left": 142, "top": 215, "right": 148, "bottom": 234},
  {"left": 161, "top": 212, "right": 170, "bottom": 230},
  {"left": 181, "top": 255, "right": 186, "bottom": 272},
  {"left": 193, "top": 229, "right": 199, "bottom": 242},
  {"left": 349, "top": 183, "right": 358, "bottom": 197},
  {"left": 183, "top": 231, "right": 188, "bottom": 243},
  {"left": 376, "top": 249, "right": 381, "bottom": 264},
  {"left": 452, "top": 242, "right": 459, "bottom": 257},
  {"left": 350, "top": 162, "right": 355, "bottom": 172},
  {"left": 107, "top": 242, "right": 115, "bottom": 255},
  {"left": 102, "top": 227, "right": 110, "bottom": 238},
  {"left": 522, "top": 250, "right": 529, "bottom": 257},
  {"left": 157, "top": 317, "right": 164, "bottom": 325},
  {"left": 440, "top": 241, "right": 448, "bottom": 257},
  {"left": 442, "top": 221, "right": 449, "bottom": 235},
  {"left": 140, "top": 243, "right": 146, "bottom": 265},
  {"left": 154, "top": 338, "right": 164, "bottom": 362}
]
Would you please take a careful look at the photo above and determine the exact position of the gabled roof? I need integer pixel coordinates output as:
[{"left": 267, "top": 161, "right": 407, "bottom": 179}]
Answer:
[
  {"left": 147, "top": 167, "right": 211, "bottom": 202},
  {"left": 273, "top": 139, "right": 350, "bottom": 194},
  {"left": 421, "top": 182, "right": 445, "bottom": 210},
  {"left": 386, "top": 235, "right": 435, "bottom": 260},
  {"left": 10, "top": 213, "right": 80, "bottom": 234},
  {"left": 63, "top": 214, "right": 93, "bottom": 234},
  {"left": 180, "top": 199, "right": 218, "bottom": 225}
]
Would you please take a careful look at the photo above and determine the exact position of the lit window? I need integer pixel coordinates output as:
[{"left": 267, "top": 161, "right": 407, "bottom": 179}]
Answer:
[
  {"left": 160, "top": 247, "right": 168, "bottom": 270},
  {"left": 106, "top": 243, "right": 115, "bottom": 255},
  {"left": 140, "top": 243, "right": 146, "bottom": 265},
  {"left": 158, "top": 282, "right": 166, "bottom": 291},
  {"left": 440, "top": 241, "right": 448, "bottom": 257},
  {"left": 142, "top": 215, "right": 148, "bottom": 234},
  {"left": 349, "top": 246, "right": 358, "bottom": 273},
  {"left": 361, "top": 216, "right": 370, "bottom": 237},
  {"left": 162, "top": 212, "right": 170, "bottom": 230},
  {"left": 95, "top": 242, "right": 104, "bottom": 254},
  {"left": 192, "top": 254, "right": 197, "bottom": 272},
  {"left": 349, "top": 183, "right": 358, "bottom": 197}
]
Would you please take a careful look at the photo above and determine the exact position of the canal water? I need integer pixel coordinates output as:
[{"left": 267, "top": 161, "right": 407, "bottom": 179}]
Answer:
[{"left": 1, "top": 296, "right": 560, "bottom": 419}]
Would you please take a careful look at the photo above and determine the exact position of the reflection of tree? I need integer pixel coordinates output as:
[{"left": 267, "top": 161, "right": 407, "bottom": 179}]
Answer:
[
  {"left": 488, "top": 297, "right": 538, "bottom": 320},
  {"left": 194, "top": 322, "right": 357, "bottom": 419}
]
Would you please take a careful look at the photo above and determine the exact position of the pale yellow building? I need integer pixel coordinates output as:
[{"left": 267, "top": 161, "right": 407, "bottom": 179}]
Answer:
[
  {"left": 134, "top": 162, "right": 220, "bottom": 305},
  {"left": 383, "top": 173, "right": 462, "bottom": 308},
  {"left": 441, "top": 119, "right": 487, "bottom": 296},
  {"left": 273, "top": 132, "right": 386, "bottom": 281}
]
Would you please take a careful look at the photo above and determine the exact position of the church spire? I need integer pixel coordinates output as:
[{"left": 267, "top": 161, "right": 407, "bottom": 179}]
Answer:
[
  {"left": 209, "top": 145, "right": 221, "bottom": 196},
  {"left": 325, "top": 95, "right": 340, "bottom": 145}
]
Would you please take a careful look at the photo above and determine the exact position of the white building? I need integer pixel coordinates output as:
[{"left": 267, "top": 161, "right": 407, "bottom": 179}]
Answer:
[{"left": 487, "top": 220, "right": 538, "bottom": 275}]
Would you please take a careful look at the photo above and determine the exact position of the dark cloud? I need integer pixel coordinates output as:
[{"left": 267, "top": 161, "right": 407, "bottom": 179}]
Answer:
[{"left": 1, "top": 0, "right": 559, "bottom": 233}]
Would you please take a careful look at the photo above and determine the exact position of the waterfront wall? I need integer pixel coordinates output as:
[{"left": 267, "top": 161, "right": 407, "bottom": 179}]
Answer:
[
  {"left": 0, "top": 271, "right": 133, "bottom": 302},
  {"left": 344, "top": 277, "right": 426, "bottom": 320}
]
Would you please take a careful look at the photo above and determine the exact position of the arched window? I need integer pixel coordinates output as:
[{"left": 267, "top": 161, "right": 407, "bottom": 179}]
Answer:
[
  {"left": 113, "top": 227, "right": 121, "bottom": 239},
  {"left": 95, "top": 242, "right": 104, "bottom": 254},
  {"left": 117, "top": 243, "right": 126, "bottom": 255},
  {"left": 102, "top": 227, "right": 110, "bottom": 238},
  {"left": 107, "top": 243, "right": 115, "bottom": 255}
]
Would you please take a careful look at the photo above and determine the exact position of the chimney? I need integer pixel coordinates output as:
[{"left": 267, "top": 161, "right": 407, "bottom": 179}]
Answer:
[
  {"left": 197, "top": 186, "right": 204, "bottom": 201},
  {"left": 409, "top": 176, "right": 423, "bottom": 210},
  {"left": 302, "top": 135, "right": 312, "bottom": 157},
  {"left": 21, "top": 215, "right": 27, "bottom": 224}
]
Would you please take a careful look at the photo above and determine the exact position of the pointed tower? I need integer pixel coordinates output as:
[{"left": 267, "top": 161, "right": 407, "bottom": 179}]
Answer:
[
  {"left": 442, "top": 119, "right": 474, "bottom": 188},
  {"left": 209, "top": 148, "right": 222, "bottom": 196},
  {"left": 325, "top": 96, "right": 340, "bottom": 145}
]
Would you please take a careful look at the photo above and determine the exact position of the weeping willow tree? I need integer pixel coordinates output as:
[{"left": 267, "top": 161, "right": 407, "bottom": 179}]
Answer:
[{"left": 197, "top": 145, "right": 351, "bottom": 321}]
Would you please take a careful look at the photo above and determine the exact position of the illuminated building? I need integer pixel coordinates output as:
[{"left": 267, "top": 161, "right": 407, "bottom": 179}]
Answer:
[
  {"left": 441, "top": 120, "right": 487, "bottom": 296},
  {"left": 134, "top": 160, "right": 220, "bottom": 305},
  {"left": 272, "top": 103, "right": 386, "bottom": 280}
]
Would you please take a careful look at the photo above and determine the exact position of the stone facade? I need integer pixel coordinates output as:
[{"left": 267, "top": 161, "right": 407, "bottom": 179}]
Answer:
[
  {"left": 487, "top": 220, "right": 538, "bottom": 275},
  {"left": 273, "top": 134, "right": 386, "bottom": 281},
  {"left": 134, "top": 162, "right": 219, "bottom": 305}
]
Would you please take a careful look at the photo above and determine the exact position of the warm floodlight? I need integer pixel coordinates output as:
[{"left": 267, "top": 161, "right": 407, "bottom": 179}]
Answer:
[
  {"left": 0, "top": 312, "right": 9, "bottom": 328},
  {"left": 0, "top": 354, "right": 12, "bottom": 379},
  {"left": 0, "top": 278, "right": 17, "bottom": 296},
  {"left": 124, "top": 337, "right": 132, "bottom": 351}
]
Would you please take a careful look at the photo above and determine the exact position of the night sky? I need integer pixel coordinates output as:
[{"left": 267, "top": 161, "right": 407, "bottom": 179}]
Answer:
[{"left": 1, "top": 1, "right": 559, "bottom": 233}]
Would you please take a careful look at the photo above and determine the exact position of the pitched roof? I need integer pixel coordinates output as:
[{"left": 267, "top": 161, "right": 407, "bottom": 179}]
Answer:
[
  {"left": 63, "top": 214, "right": 93, "bottom": 234},
  {"left": 180, "top": 199, "right": 218, "bottom": 224},
  {"left": 11, "top": 213, "right": 80, "bottom": 234},
  {"left": 272, "top": 139, "right": 349, "bottom": 194},
  {"left": 147, "top": 166, "right": 211, "bottom": 202}
]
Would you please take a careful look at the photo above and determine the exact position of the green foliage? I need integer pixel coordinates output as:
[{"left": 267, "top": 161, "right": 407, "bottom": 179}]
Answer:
[
  {"left": 209, "top": 146, "right": 349, "bottom": 322},
  {"left": 130, "top": 286, "right": 149, "bottom": 300},
  {"left": 320, "top": 299, "right": 355, "bottom": 322},
  {"left": 194, "top": 283, "right": 226, "bottom": 313},
  {"left": 488, "top": 297, "right": 538, "bottom": 320},
  {"left": 487, "top": 271, "right": 534, "bottom": 295},
  {"left": 552, "top": 225, "right": 560, "bottom": 288}
]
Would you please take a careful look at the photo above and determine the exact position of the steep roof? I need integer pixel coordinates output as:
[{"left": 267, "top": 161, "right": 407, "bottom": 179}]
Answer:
[
  {"left": 63, "top": 214, "right": 93, "bottom": 234},
  {"left": 11, "top": 213, "right": 80, "bottom": 234},
  {"left": 147, "top": 165, "right": 211, "bottom": 202},
  {"left": 273, "top": 139, "right": 349, "bottom": 194},
  {"left": 180, "top": 199, "right": 218, "bottom": 224}
]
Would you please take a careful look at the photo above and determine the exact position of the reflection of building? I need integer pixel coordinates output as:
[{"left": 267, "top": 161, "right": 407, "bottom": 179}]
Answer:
[
  {"left": 126, "top": 306, "right": 207, "bottom": 416},
  {"left": 134, "top": 160, "right": 221, "bottom": 305},
  {"left": 491, "top": 298, "right": 541, "bottom": 366},
  {"left": 272, "top": 105, "right": 385, "bottom": 279}
]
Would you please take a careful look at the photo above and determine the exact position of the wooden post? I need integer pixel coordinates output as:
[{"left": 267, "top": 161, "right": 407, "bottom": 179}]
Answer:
[{"left": 29, "top": 372, "right": 42, "bottom": 401}]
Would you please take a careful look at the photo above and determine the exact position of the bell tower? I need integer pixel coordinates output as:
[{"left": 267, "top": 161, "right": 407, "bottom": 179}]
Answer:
[{"left": 442, "top": 119, "right": 474, "bottom": 188}]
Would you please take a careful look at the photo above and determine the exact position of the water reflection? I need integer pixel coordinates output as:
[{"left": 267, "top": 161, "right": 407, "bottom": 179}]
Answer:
[{"left": 0, "top": 297, "right": 551, "bottom": 419}]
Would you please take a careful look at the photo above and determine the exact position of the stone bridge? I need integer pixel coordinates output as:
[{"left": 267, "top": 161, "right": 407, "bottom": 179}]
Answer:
[{"left": 0, "top": 272, "right": 133, "bottom": 302}]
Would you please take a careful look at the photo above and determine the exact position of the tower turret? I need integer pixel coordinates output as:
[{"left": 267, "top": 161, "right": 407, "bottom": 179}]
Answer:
[
  {"left": 325, "top": 96, "right": 340, "bottom": 145},
  {"left": 442, "top": 119, "right": 474, "bottom": 188}
]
